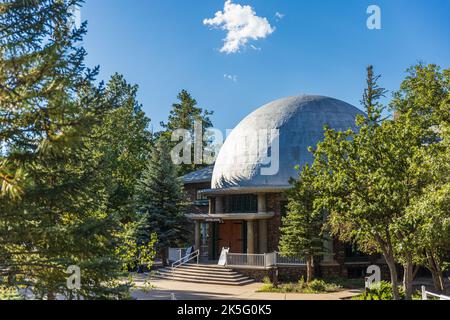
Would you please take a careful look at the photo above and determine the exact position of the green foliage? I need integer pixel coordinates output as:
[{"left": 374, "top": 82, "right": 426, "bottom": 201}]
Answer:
[
  {"left": 0, "top": 285, "right": 23, "bottom": 300},
  {"left": 280, "top": 165, "right": 324, "bottom": 258},
  {"left": 93, "top": 73, "right": 153, "bottom": 221},
  {"left": 159, "top": 90, "right": 214, "bottom": 176},
  {"left": 134, "top": 138, "right": 189, "bottom": 253},
  {"left": 115, "top": 224, "right": 157, "bottom": 272},
  {"left": 352, "top": 281, "right": 404, "bottom": 300},
  {"left": 324, "top": 277, "right": 365, "bottom": 290},
  {"left": 311, "top": 64, "right": 450, "bottom": 299},
  {"left": 258, "top": 277, "right": 342, "bottom": 294},
  {"left": 0, "top": 0, "right": 141, "bottom": 299},
  {"left": 280, "top": 165, "right": 324, "bottom": 282}
]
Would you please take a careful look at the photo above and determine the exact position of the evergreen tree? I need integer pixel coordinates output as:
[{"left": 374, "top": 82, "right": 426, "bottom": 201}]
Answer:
[
  {"left": 94, "top": 73, "right": 153, "bottom": 221},
  {"left": 280, "top": 164, "right": 324, "bottom": 283},
  {"left": 160, "top": 90, "right": 214, "bottom": 176},
  {"left": 134, "top": 138, "right": 188, "bottom": 265},
  {"left": 0, "top": 0, "right": 129, "bottom": 299}
]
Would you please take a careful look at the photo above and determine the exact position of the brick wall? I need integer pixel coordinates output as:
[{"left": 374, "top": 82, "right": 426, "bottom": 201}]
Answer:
[
  {"left": 232, "top": 267, "right": 308, "bottom": 283},
  {"left": 184, "top": 182, "right": 210, "bottom": 214},
  {"left": 266, "top": 193, "right": 284, "bottom": 252}
]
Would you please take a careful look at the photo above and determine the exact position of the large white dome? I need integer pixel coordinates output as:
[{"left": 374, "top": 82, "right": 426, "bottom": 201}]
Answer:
[{"left": 211, "top": 95, "right": 364, "bottom": 190}]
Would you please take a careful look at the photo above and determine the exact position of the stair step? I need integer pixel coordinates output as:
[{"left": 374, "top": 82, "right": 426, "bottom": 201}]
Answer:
[
  {"left": 153, "top": 274, "right": 254, "bottom": 286},
  {"left": 151, "top": 264, "right": 254, "bottom": 286},
  {"left": 175, "top": 266, "right": 238, "bottom": 275},
  {"left": 176, "top": 264, "right": 230, "bottom": 271},
  {"left": 159, "top": 269, "right": 246, "bottom": 279},
  {"left": 157, "top": 272, "right": 250, "bottom": 282},
  {"left": 158, "top": 272, "right": 248, "bottom": 281}
]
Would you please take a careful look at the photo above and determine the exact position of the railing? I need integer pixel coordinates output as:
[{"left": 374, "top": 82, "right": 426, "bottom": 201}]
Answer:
[
  {"left": 171, "top": 249, "right": 200, "bottom": 278},
  {"left": 421, "top": 286, "right": 450, "bottom": 300},
  {"left": 275, "top": 252, "right": 307, "bottom": 266},
  {"left": 226, "top": 253, "right": 266, "bottom": 268},
  {"left": 169, "top": 248, "right": 187, "bottom": 263},
  {"left": 225, "top": 252, "right": 306, "bottom": 269}
]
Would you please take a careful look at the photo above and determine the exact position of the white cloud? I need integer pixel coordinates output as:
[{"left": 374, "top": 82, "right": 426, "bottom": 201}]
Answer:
[
  {"left": 224, "top": 74, "right": 238, "bottom": 82},
  {"left": 203, "top": 0, "right": 275, "bottom": 54},
  {"left": 275, "top": 12, "right": 285, "bottom": 20}
]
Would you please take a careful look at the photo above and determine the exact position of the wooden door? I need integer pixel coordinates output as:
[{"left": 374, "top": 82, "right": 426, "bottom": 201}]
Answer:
[{"left": 218, "top": 221, "right": 243, "bottom": 253}]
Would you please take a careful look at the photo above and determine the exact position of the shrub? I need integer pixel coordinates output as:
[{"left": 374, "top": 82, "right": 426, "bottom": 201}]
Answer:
[
  {"left": 257, "top": 277, "right": 342, "bottom": 294},
  {"left": 352, "top": 281, "right": 404, "bottom": 300},
  {"left": 308, "top": 279, "right": 327, "bottom": 293},
  {"left": 0, "top": 286, "right": 22, "bottom": 300},
  {"left": 262, "top": 276, "right": 272, "bottom": 285}
]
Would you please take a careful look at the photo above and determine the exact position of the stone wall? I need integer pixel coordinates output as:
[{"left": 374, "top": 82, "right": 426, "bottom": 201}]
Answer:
[{"left": 232, "top": 266, "right": 307, "bottom": 283}]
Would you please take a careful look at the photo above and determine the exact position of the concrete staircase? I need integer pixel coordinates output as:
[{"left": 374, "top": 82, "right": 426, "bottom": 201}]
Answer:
[{"left": 153, "top": 264, "right": 254, "bottom": 286}]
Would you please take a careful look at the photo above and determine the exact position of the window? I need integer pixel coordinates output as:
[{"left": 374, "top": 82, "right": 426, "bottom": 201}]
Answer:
[
  {"left": 196, "top": 189, "right": 208, "bottom": 201},
  {"left": 345, "top": 243, "right": 370, "bottom": 262},
  {"left": 225, "top": 195, "right": 257, "bottom": 213}
]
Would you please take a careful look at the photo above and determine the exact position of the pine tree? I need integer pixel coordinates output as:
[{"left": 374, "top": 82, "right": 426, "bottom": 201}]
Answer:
[
  {"left": 160, "top": 90, "right": 214, "bottom": 176},
  {"left": 0, "top": 0, "right": 129, "bottom": 299},
  {"left": 280, "top": 164, "right": 324, "bottom": 283},
  {"left": 134, "top": 138, "right": 188, "bottom": 265},
  {"left": 94, "top": 73, "right": 153, "bottom": 221}
]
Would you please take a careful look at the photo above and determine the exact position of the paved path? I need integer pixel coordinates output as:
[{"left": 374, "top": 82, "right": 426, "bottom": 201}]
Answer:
[{"left": 131, "top": 275, "right": 362, "bottom": 301}]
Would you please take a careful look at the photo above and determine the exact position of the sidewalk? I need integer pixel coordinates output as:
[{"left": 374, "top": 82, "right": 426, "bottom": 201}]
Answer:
[{"left": 131, "top": 276, "right": 362, "bottom": 301}]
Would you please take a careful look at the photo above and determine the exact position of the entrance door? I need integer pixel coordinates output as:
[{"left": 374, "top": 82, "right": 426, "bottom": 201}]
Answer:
[{"left": 218, "top": 221, "right": 244, "bottom": 253}]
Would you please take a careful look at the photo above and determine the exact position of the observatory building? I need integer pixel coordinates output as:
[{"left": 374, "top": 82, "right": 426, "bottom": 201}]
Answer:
[{"left": 182, "top": 95, "right": 381, "bottom": 279}]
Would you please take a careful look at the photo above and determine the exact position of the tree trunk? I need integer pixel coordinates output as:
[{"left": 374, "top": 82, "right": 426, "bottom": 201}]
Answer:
[
  {"left": 384, "top": 253, "right": 400, "bottom": 300},
  {"left": 403, "top": 255, "right": 414, "bottom": 300},
  {"left": 427, "top": 252, "right": 445, "bottom": 293},
  {"left": 306, "top": 255, "right": 314, "bottom": 283},
  {"left": 47, "top": 291, "right": 56, "bottom": 300},
  {"left": 412, "top": 265, "right": 420, "bottom": 281},
  {"left": 161, "top": 248, "right": 168, "bottom": 267}
]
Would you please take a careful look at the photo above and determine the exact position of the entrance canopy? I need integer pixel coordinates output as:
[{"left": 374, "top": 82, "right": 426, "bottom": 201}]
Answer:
[{"left": 186, "top": 212, "right": 274, "bottom": 221}]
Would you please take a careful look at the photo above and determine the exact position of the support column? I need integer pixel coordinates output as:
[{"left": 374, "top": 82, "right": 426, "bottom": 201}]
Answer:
[
  {"left": 322, "top": 234, "right": 335, "bottom": 263},
  {"left": 258, "top": 219, "right": 268, "bottom": 253},
  {"left": 208, "top": 198, "right": 213, "bottom": 214},
  {"left": 247, "top": 220, "right": 255, "bottom": 254},
  {"left": 215, "top": 196, "right": 223, "bottom": 214},
  {"left": 194, "top": 221, "right": 201, "bottom": 252},
  {"left": 320, "top": 234, "right": 340, "bottom": 278},
  {"left": 257, "top": 193, "right": 267, "bottom": 213}
]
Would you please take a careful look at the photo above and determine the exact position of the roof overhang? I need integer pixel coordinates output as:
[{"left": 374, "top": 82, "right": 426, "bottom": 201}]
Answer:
[
  {"left": 186, "top": 212, "right": 275, "bottom": 221},
  {"left": 200, "top": 186, "right": 291, "bottom": 196}
]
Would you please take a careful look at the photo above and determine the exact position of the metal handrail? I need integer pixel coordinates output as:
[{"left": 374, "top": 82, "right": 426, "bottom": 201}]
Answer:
[
  {"left": 171, "top": 249, "right": 200, "bottom": 278},
  {"left": 421, "top": 286, "right": 450, "bottom": 300}
]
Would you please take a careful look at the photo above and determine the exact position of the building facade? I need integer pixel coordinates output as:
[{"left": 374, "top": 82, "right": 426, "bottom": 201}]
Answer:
[{"left": 182, "top": 95, "right": 386, "bottom": 279}]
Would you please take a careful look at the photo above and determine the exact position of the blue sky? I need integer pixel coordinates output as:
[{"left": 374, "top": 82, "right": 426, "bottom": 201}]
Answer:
[{"left": 82, "top": 0, "right": 450, "bottom": 131}]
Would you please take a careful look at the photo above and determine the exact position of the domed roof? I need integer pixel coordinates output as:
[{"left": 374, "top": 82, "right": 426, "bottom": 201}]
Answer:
[{"left": 211, "top": 95, "right": 364, "bottom": 190}]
